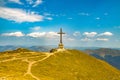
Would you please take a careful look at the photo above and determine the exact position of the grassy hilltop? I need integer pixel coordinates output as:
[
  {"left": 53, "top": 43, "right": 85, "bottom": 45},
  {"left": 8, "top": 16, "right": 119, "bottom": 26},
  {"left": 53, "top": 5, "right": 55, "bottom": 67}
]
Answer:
[{"left": 0, "top": 48, "right": 120, "bottom": 80}]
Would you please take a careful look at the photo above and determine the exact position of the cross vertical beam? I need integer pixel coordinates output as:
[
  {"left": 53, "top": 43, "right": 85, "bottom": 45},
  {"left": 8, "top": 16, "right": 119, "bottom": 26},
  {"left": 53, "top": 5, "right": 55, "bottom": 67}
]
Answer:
[{"left": 58, "top": 28, "right": 65, "bottom": 44}]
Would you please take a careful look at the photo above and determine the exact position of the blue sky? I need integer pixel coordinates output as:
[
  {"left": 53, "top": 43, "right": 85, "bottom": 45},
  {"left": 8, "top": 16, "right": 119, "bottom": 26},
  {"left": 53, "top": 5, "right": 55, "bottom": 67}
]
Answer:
[{"left": 0, "top": 0, "right": 120, "bottom": 48}]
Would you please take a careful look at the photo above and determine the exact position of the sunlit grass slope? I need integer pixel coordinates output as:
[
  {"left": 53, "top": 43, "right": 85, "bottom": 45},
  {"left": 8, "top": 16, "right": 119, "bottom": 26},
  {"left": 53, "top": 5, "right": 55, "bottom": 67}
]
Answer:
[
  {"left": 32, "top": 49, "right": 120, "bottom": 80},
  {"left": 0, "top": 48, "right": 120, "bottom": 80}
]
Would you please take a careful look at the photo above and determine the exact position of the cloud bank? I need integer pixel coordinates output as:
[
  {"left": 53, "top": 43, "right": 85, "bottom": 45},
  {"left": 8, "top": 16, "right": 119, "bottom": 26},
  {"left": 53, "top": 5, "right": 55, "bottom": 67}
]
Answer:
[
  {"left": 0, "top": 31, "right": 113, "bottom": 42},
  {"left": 9, "top": 0, "right": 23, "bottom": 4},
  {"left": 98, "top": 32, "right": 113, "bottom": 36},
  {"left": 27, "top": 32, "right": 59, "bottom": 38},
  {"left": 83, "top": 32, "right": 97, "bottom": 37},
  {"left": 0, "top": 7, "right": 44, "bottom": 23},
  {"left": 1, "top": 31, "right": 24, "bottom": 37}
]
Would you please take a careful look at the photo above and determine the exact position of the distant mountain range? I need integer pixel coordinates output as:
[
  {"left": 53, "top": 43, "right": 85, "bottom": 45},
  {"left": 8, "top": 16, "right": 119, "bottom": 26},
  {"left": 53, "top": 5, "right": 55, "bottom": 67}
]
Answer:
[
  {"left": 0, "top": 45, "right": 53, "bottom": 52},
  {"left": 84, "top": 48, "right": 120, "bottom": 70},
  {"left": 0, "top": 45, "right": 120, "bottom": 52}
]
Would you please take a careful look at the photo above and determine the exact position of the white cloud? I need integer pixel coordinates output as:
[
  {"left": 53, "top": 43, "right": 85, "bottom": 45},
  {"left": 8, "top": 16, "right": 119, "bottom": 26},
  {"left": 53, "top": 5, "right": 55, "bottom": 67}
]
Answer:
[
  {"left": 45, "top": 17, "right": 53, "bottom": 20},
  {"left": 27, "top": 32, "right": 59, "bottom": 38},
  {"left": 98, "top": 32, "right": 113, "bottom": 36},
  {"left": 30, "top": 26, "right": 41, "bottom": 31},
  {"left": 27, "top": 32, "right": 46, "bottom": 38},
  {"left": 9, "top": 0, "right": 23, "bottom": 4},
  {"left": 45, "top": 32, "right": 59, "bottom": 38},
  {"left": 61, "top": 34, "right": 75, "bottom": 41},
  {"left": 73, "top": 31, "right": 80, "bottom": 36},
  {"left": 96, "top": 38, "right": 109, "bottom": 41},
  {"left": 33, "top": 0, "right": 43, "bottom": 7},
  {"left": 2, "top": 31, "right": 24, "bottom": 37},
  {"left": 96, "top": 17, "right": 100, "bottom": 20},
  {"left": 66, "top": 38, "right": 75, "bottom": 41},
  {"left": 26, "top": 0, "right": 33, "bottom": 4},
  {"left": 78, "top": 12, "right": 89, "bottom": 16},
  {"left": 83, "top": 32, "right": 97, "bottom": 37},
  {"left": 43, "top": 13, "right": 51, "bottom": 16},
  {"left": 26, "top": 0, "right": 43, "bottom": 7},
  {"left": 81, "top": 38, "right": 91, "bottom": 41},
  {"left": 0, "top": 7, "right": 44, "bottom": 23}
]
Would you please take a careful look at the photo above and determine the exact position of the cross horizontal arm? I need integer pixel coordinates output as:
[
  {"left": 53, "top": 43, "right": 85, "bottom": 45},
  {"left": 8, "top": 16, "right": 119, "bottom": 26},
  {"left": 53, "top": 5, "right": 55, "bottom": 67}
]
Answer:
[{"left": 57, "top": 32, "right": 65, "bottom": 34}]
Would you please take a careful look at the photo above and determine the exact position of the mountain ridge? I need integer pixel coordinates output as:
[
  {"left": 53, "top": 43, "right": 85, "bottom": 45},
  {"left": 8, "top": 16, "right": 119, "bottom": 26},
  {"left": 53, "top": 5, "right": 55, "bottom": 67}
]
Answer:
[
  {"left": 0, "top": 48, "right": 120, "bottom": 80},
  {"left": 84, "top": 48, "right": 120, "bottom": 70}
]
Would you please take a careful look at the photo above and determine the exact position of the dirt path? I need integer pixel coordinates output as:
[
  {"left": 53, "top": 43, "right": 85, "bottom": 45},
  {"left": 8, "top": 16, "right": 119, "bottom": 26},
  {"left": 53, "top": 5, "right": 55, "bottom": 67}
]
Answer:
[
  {"left": 24, "top": 53, "right": 53, "bottom": 80},
  {"left": 0, "top": 52, "right": 53, "bottom": 80},
  {"left": 0, "top": 57, "right": 22, "bottom": 63},
  {"left": 0, "top": 55, "right": 43, "bottom": 63}
]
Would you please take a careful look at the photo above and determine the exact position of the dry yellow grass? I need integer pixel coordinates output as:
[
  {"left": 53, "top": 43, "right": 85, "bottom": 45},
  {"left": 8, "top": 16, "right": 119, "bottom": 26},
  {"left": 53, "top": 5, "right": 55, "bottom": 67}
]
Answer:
[{"left": 0, "top": 48, "right": 120, "bottom": 80}]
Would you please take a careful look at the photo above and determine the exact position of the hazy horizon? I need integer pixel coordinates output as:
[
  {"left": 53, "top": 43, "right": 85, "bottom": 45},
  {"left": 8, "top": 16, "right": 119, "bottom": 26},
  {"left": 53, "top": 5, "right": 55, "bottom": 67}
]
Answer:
[{"left": 0, "top": 44, "right": 120, "bottom": 49}]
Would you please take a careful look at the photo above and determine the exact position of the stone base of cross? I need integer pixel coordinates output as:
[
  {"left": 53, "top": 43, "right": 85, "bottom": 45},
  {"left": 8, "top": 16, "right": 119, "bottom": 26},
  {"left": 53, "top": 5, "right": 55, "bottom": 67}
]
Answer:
[{"left": 58, "top": 43, "right": 64, "bottom": 49}]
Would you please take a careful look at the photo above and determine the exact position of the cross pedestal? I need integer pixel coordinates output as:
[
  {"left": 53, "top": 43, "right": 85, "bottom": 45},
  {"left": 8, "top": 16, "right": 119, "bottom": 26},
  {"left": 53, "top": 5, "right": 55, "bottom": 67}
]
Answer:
[{"left": 58, "top": 43, "right": 64, "bottom": 49}]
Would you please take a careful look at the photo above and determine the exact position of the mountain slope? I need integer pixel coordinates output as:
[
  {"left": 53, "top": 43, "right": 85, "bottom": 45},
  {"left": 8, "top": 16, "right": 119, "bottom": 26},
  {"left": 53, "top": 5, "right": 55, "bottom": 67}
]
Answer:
[
  {"left": 84, "top": 48, "right": 120, "bottom": 70},
  {"left": 0, "top": 49, "right": 120, "bottom": 80}
]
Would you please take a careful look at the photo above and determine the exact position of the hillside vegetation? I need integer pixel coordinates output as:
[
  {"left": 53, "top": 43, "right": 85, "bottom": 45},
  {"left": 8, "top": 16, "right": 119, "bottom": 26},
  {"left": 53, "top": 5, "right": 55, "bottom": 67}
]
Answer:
[{"left": 0, "top": 48, "right": 120, "bottom": 80}]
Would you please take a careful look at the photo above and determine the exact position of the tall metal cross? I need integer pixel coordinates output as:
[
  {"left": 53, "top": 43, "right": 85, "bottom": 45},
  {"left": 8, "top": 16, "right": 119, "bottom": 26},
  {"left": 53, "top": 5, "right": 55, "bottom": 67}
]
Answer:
[{"left": 58, "top": 28, "right": 65, "bottom": 43}]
